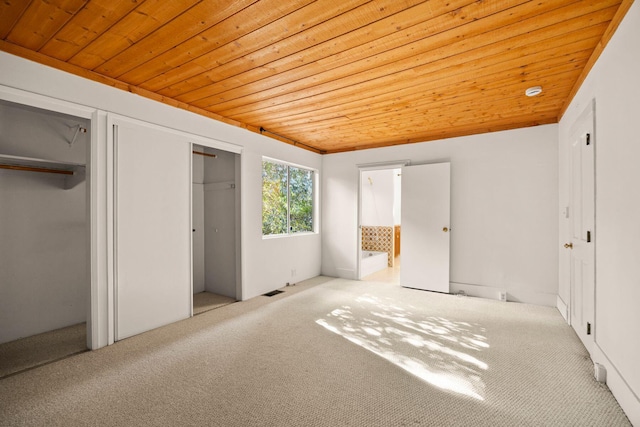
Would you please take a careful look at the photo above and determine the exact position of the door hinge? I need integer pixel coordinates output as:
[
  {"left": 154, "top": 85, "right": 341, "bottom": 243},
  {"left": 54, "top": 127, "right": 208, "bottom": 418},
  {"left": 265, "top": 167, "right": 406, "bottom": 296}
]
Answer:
[
  {"left": 587, "top": 230, "right": 591, "bottom": 243},
  {"left": 587, "top": 322, "right": 592, "bottom": 335},
  {"left": 586, "top": 133, "right": 591, "bottom": 146}
]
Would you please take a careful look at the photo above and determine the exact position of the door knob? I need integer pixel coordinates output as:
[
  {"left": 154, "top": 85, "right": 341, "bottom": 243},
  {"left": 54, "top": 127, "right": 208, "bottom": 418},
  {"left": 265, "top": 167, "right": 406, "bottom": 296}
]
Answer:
[
  {"left": 443, "top": 227, "right": 449, "bottom": 232},
  {"left": 564, "top": 243, "right": 573, "bottom": 249}
]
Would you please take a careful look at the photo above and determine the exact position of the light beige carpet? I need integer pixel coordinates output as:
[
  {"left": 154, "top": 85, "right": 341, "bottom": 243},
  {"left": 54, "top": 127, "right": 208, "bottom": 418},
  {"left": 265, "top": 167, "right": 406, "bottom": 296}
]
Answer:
[
  {"left": 193, "top": 291, "right": 236, "bottom": 315},
  {"left": 0, "top": 277, "right": 630, "bottom": 426},
  {"left": 0, "top": 323, "right": 87, "bottom": 379},
  {"left": 0, "top": 291, "right": 243, "bottom": 379}
]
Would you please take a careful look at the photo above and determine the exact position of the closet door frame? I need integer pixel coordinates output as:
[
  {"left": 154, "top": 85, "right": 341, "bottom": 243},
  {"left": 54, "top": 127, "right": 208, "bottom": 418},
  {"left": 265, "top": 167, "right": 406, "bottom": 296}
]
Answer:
[
  {"left": 0, "top": 85, "right": 107, "bottom": 350},
  {"left": 0, "top": 86, "right": 244, "bottom": 349},
  {"left": 187, "top": 133, "right": 244, "bottom": 302},
  {"left": 107, "top": 114, "right": 243, "bottom": 342}
]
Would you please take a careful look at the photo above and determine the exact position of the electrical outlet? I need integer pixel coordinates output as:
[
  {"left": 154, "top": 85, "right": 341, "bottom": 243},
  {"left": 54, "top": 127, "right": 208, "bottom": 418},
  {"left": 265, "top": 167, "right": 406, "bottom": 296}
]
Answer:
[{"left": 291, "top": 269, "right": 296, "bottom": 277}]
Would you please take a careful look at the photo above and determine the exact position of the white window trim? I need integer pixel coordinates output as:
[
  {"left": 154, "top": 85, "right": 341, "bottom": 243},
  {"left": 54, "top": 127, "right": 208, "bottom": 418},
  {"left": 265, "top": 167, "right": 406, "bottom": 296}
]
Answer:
[{"left": 262, "top": 157, "right": 318, "bottom": 238}]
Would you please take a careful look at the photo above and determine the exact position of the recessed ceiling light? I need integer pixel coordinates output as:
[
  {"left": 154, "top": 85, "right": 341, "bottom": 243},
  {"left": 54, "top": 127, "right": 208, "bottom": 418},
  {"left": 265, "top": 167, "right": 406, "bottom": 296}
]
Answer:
[{"left": 525, "top": 86, "right": 543, "bottom": 97}]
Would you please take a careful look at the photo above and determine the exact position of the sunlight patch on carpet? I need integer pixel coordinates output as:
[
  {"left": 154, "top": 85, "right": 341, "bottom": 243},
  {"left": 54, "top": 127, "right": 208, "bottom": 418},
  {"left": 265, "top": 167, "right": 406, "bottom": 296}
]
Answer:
[{"left": 316, "top": 294, "right": 487, "bottom": 401}]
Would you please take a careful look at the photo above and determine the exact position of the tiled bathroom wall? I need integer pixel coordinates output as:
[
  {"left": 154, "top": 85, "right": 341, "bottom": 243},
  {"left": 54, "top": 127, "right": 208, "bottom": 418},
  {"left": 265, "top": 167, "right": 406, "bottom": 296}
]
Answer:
[{"left": 361, "top": 226, "right": 394, "bottom": 267}]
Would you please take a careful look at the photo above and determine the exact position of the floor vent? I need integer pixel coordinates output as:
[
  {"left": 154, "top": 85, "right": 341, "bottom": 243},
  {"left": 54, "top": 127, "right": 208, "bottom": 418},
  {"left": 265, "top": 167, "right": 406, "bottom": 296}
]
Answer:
[{"left": 263, "top": 290, "right": 284, "bottom": 297}]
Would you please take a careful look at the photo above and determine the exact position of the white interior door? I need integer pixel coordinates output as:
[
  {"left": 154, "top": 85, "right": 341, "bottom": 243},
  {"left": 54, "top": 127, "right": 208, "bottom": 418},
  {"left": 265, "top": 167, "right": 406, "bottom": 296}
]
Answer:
[
  {"left": 114, "top": 119, "right": 191, "bottom": 341},
  {"left": 401, "top": 162, "right": 450, "bottom": 293},
  {"left": 567, "top": 110, "right": 595, "bottom": 353}
]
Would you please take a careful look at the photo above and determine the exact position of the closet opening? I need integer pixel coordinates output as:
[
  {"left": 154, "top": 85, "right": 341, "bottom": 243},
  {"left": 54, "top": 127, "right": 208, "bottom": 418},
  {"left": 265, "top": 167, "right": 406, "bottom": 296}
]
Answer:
[
  {"left": 0, "top": 99, "right": 90, "bottom": 378},
  {"left": 192, "top": 144, "right": 241, "bottom": 315}
]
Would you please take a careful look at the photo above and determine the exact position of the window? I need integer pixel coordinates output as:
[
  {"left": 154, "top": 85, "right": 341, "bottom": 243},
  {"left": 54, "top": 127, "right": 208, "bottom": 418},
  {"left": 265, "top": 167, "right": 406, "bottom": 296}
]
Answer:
[{"left": 262, "top": 159, "right": 315, "bottom": 236}]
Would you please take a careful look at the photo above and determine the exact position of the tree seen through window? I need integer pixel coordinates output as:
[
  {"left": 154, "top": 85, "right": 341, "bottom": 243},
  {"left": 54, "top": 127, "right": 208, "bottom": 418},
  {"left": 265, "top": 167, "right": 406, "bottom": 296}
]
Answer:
[{"left": 262, "top": 160, "right": 314, "bottom": 235}]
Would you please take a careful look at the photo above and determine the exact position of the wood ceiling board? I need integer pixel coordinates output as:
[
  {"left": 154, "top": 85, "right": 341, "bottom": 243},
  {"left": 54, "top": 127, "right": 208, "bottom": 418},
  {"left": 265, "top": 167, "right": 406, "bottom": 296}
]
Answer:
[
  {"left": 38, "top": 0, "right": 141, "bottom": 61},
  {"left": 117, "top": 0, "right": 318, "bottom": 86},
  {"left": 319, "top": 108, "right": 563, "bottom": 148},
  {"left": 92, "top": 0, "right": 259, "bottom": 78},
  {"left": 313, "top": 91, "right": 570, "bottom": 138},
  {"left": 270, "top": 78, "right": 580, "bottom": 142},
  {"left": 287, "top": 84, "right": 573, "bottom": 143},
  {"left": 282, "top": 93, "right": 577, "bottom": 145},
  {"left": 193, "top": 0, "right": 605, "bottom": 110},
  {"left": 187, "top": 0, "right": 572, "bottom": 107},
  {"left": 151, "top": 0, "right": 426, "bottom": 99},
  {"left": 67, "top": 0, "right": 202, "bottom": 70},
  {"left": 0, "top": 0, "right": 628, "bottom": 153},
  {"left": 6, "top": 0, "right": 88, "bottom": 51},
  {"left": 321, "top": 113, "right": 561, "bottom": 153},
  {"left": 135, "top": 0, "right": 380, "bottom": 92},
  {"left": 302, "top": 80, "right": 572, "bottom": 125},
  {"left": 0, "top": 1, "right": 31, "bottom": 39},
  {"left": 290, "top": 52, "right": 589, "bottom": 124},
  {"left": 161, "top": 0, "right": 484, "bottom": 101},
  {"left": 206, "top": 3, "right": 617, "bottom": 117},
  {"left": 287, "top": 80, "right": 574, "bottom": 131},
  {"left": 252, "top": 34, "right": 600, "bottom": 129},
  {"left": 310, "top": 111, "right": 555, "bottom": 152},
  {"left": 177, "top": 0, "right": 540, "bottom": 107},
  {"left": 216, "top": 36, "right": 604, "bottom": 134}
]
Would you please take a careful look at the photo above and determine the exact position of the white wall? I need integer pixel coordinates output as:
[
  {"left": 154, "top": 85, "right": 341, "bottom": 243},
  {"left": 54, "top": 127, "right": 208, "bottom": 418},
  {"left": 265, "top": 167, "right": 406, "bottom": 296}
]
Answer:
[
  {"left": 558, "top": 2, "right": 640, "bottom": 423},
  {"left": 203, "top": 148, "right": 238, "bottom": 298},
  {"left": 322, "top": 125, "right": 559, "bottom": 305},
  {"left": 0, "top": 101, "right": 89, "bottom": 343},
  {"left": 361, "top": 168, "right": 395, "bottom": 226},
  {"left": 0, "top": 52, "right": 321, "bottom": 312}
]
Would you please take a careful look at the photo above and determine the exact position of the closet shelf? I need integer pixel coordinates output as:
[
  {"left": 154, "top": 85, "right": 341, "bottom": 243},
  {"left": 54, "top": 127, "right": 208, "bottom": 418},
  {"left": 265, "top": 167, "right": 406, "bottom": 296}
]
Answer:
[
  {"left": 0, "top": 154, "right": 84, "bottom": 174},
  {"left": 0, "top": 154, "right": 86, "bottom": 189}
]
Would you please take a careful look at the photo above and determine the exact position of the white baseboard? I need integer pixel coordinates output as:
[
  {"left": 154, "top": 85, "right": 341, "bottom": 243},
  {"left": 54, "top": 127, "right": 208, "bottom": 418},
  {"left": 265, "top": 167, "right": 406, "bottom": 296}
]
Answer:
[
  {"left": 592, "top": 344, "right": 640, "bottom": 426},
  {"left": 449, "top": 282, "right": 505, "bottom": 301},
  {"left": 335, "top": 268, "right": 357, "bottom": 280},
  {"left": 556, "top": 296, "right": 569, "bottom": 322},
  {"left": 449, "top": 282, "right": 556, "bottom": 306}
]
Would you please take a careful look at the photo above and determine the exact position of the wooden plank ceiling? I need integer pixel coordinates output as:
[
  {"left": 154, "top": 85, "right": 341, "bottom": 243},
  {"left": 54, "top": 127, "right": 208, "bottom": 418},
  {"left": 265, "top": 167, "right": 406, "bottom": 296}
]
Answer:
[{"left": 0, "top": 0, "right": 630, "bottom": 153}]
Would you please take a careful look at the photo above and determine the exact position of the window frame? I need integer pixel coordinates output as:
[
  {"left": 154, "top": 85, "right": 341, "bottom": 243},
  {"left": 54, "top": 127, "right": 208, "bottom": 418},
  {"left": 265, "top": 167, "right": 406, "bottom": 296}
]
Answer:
[{"left": 262, "top": 157, "right": 318, "bottom": 238}]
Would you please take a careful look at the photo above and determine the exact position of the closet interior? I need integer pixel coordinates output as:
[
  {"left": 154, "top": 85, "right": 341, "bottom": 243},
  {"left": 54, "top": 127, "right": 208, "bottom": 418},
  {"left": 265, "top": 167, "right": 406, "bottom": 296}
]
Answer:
[
  {"left": 0, "top": 100, "right": 90, "bottom": 377},
  {"left": 192, "top": 144, "right": 239, "bottom": 314}
]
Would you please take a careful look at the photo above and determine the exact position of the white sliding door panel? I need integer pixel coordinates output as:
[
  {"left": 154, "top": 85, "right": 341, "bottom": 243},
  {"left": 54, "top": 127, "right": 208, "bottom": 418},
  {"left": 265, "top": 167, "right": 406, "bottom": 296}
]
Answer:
[
  {"left": 114, "top": 120, "right": 191, "bottom": 340},
  {"left": 401, "top": 163, "right": 451, "bottom": 293}
]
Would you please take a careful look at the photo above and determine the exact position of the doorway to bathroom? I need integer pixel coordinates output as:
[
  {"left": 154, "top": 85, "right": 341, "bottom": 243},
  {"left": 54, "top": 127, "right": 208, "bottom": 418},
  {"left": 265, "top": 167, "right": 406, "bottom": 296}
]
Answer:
[
  {"left": 358, "top": 161, "right": 451, "bottom": 292},
  {"left": 358, "top": 166, "right": 402, "bottom": 283}
]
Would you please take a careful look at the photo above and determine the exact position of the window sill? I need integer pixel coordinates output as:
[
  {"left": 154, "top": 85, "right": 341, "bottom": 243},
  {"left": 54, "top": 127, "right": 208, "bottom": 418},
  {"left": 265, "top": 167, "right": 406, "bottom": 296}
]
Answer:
[{"left": 262, "top": 231, "right": 318, "bottom": 240}]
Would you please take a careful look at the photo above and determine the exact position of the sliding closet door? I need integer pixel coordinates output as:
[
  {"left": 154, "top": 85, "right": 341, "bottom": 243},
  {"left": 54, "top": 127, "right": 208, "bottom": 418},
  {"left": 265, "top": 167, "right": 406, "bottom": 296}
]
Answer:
[{"left": 114, "top": 119, "right": 191, "bottom": 340}]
